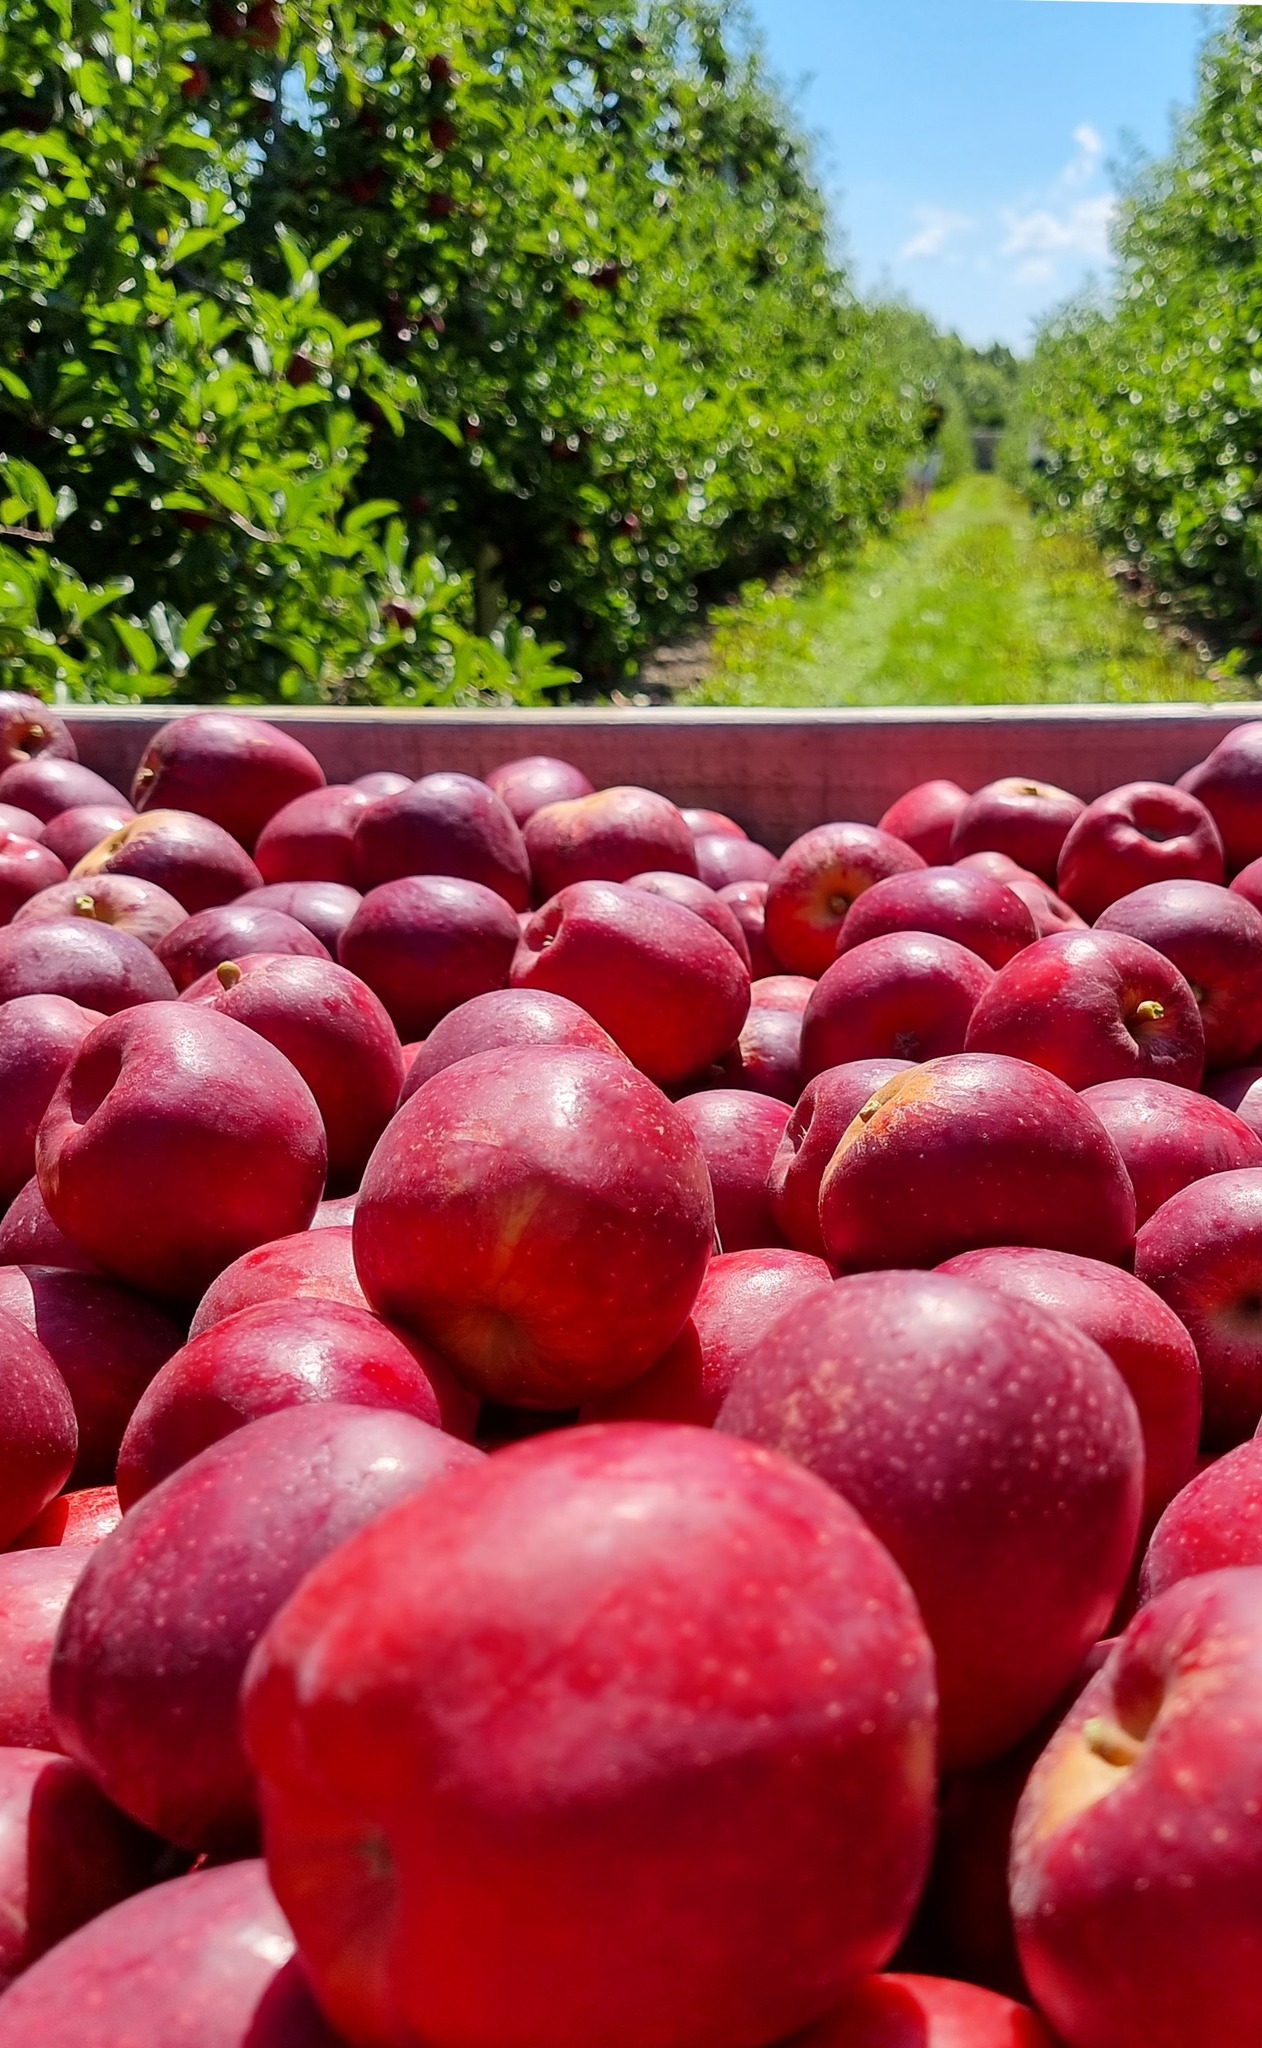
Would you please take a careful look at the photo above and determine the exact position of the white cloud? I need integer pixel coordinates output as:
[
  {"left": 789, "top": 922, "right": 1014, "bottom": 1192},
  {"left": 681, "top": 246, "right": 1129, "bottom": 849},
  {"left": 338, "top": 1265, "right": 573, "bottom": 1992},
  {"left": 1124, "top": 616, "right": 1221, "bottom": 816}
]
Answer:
[
  {"left": 1000, "top": 192, "right": 1115, "bottom": 279},
  {"left": 1061, "top": 123, "right": 1105, "bottom": 189},
  {"left": 899, "top": 206, "right": 977, "bottom": 262}
]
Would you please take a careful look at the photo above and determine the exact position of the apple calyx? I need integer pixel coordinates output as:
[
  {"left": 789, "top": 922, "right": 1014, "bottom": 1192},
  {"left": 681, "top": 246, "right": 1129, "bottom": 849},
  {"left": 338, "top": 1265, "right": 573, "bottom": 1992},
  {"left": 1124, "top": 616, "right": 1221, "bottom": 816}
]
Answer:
[{"left": 216, "top": 961, "right": 243, "bottom": 990}]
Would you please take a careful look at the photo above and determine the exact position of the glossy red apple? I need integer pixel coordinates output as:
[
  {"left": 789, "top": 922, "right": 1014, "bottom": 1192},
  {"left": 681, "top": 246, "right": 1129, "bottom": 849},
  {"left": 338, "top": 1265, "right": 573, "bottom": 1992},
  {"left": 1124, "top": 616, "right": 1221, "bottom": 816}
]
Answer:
[
  {"left": 243, "top": 1424, "right": 937, "bottom": 2048},
  {"left": 310, "top": 1192, "right": 357, "bottom": 1229},
  {"left": 1135, "top": 1167, "right": 1262, "bottom": 1447},
  {"left": 355, "top": 1045, "right": 714, "bottom": 1406},
  {"left": 0, "top": 834, "right": 67, "bottom": 924},
  {"left": 129, "top": 711, "right": 325, "bottom": 849},
  {"left": 1081, "top": 1075, "right": 1262, "bottom": 1223},
  {"left": 752, "top": 972, "right": 814, "bottom": 1011},
  {"left": 154, "top": 904, "right": 329, "bottom": 990},
  {"left": 523, "top": 784, "right": 698, "bottom": 896},
  {"left": 402, "top": 985, "right": 620, "bottom": 1099},
  {"left": 878, "top": 778, "right": 970, "bottom": 863},
  {"left": 801, "top": 932, "right": 993, "bottom": 1078},
  {"left": 765, "top": 822, "right": 926, "bottom": 976},
  {"left": 682, "top": 805, "right": 746, "bottom": 841},
  {"left": 0, "top": 695, "right": 74, "bottom": 772},
  {"left": 116, "top": 1296, "right": 453, "bottom": 1506},
  {"left": 351, "top": 771, "right": 410, "bottom": 800},
  {"left": 692, "top": 832, "right": 778, "bottom": 889},
  {"left": 180, "top": 952, "right": 403, "bottom": 1192},
  {"left": 1096, "top": 878, "right": 1262, "bottom": 1069},
  {"left": 0, "top": 1265, "right": 182, "bottom": 1484},
  {"left": 950, "top": 778, "right": 1085, "bottom": 881},
  {"left": 37, "top": 1003, "right": 327, "bottom": 1302},
  {"left": 789, "top": 1973, "right": 1055, "bottom": 2047},
  {"left": 72, "top": 809, "right": 262, "bottom": 912},
  {"left": 818, "top": 1054, "right": 1136, "bottom": 1271},
  {"left": 964, "top": 929, "right": 1205, "bottom": 1090},
  {"left": 1004, "top": 870, "right": 1088, "bottom": 936},
  {"left": 236, "top": 878, "right": 362, "bottom": 954},
  {"left": 190, "top": 1225, "right": 366, "bottom": 1334},
  {"left": 1057, "top": 780, "right": 1225, "bottom": 919},
  {"left": 1138, "top": 1439, "right": 1262, "bottom": 1603},
  {"left": 0, "top": 1178, "right": 97, "bottom": 1272},
  {"left": 836, "top": 863, "right": 1038, "bottom": 968},
  {"left": 8, "top": 1486, "right": 120, "bottom": 1552},
  {"left": 0, "top": 803, "right": 44, "bottom": 840},
  {"left": 51, "top": 1402, "right": 482, "bottom": 1852},
  {"left": 940, "top": 1245, "right": 1201, "bottom": 1531},
  {"left": 674, "top": 1089, "right": 789, "bottom": 1252},
  {"left": 511, "top": 881, "right": 749, "bottom": 1087},
  {"left": 626, "top": 868, "right": 752, "bottom": 965},
  {"left": 338, "top": 874, "right": 520, "bottom": 1040},
  {"left": 484, "top": 753, "right": 593, "bottom": 825},
  {"left": 1179, "top": 721, "right": 1262, "bottom": 872},
  {"left": 253, "top": 784, "right": 372, "bottom": 885},
  {"left": 0, "top": 917, "right": 176, "bottom": 1014},
  {"left": 0, "top": 758, "right": 127, "bottom": 825},
  {"left": 768, "top": 1058, "right": 915, "bottom": 1257},
  {"left": 0, "top": 1550, "right": 87, "bottom": 1747},
  {"left": 13, "top": 873, "right": 186, "bottom": 949},
  {"left": 720, "top": 1269, "right": 1141, "bottom": 1767},
  {"left": 350, "top": 771, "right": 530, "bottom": 909},
  {"left": 0, "top": 1858, "right": 339, "bottom": 2046},
  {"left": 722, "top": 1000, "right": 804, "bottom": 1103},
  {"left": 1206, "top": 1063, "right": 1262, "bottom": 1135},
  {"left": 0, "top": 1308, "right": 77, "bottom": 1546},
  {"left": 582, "top": 1248, "right": 832, "bottom": 1425},
  {"left": 36, "top": 804, "right": 134, "bottom": 868},
  {"left": 0, "top": 995, "right": 100, "bottom": 1207},
  {"left": 1012, "top": 1566, "right": 1262, "bottom": 2048},
  {"left": 718, "top": 879, "right": 778, "bottom": 977}
]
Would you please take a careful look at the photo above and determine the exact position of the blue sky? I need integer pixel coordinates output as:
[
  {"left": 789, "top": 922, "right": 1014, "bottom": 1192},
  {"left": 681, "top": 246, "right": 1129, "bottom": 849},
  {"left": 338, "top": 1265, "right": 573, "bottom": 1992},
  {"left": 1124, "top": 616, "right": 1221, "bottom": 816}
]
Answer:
[{"left": 741, "top": 1, "right": 1237, "bottom": 350}]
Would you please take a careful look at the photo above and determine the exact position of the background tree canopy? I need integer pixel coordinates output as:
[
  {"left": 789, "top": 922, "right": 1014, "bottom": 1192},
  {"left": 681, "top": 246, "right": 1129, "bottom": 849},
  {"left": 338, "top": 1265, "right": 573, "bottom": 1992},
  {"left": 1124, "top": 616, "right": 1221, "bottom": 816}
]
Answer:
[{"left": 0, "top": 0, "right": 970, "bottom": 705}]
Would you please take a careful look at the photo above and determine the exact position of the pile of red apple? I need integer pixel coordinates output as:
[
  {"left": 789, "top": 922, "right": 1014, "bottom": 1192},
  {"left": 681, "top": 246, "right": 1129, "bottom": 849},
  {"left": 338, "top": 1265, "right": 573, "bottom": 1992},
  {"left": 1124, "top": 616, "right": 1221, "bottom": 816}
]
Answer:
[{"left": 9, "top": 697, "right": 1262, "bottom": 2046}]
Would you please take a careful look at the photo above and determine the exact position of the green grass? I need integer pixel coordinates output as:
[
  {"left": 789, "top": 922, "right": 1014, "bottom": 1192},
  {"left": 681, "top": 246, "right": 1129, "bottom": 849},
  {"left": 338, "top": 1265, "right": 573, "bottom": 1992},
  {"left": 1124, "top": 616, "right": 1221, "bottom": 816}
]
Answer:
[{"left": 689, "top": 474, "right": 1234, "bottom": 708}]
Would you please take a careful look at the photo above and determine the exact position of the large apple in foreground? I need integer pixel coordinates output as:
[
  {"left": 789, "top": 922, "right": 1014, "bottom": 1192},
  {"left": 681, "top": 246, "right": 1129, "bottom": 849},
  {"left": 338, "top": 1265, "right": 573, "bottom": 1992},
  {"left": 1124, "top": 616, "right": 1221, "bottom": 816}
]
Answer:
[{"left": 244, "top": 1424, "right": 937, "bottom": 2048}]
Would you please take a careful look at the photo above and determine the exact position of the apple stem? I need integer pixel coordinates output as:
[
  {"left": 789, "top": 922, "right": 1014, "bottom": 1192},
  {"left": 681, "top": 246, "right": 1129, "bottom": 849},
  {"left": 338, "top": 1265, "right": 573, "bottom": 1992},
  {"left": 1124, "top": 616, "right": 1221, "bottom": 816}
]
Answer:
[
  {"left": 1135, "top": 1000, "right": 1165, "bottom": 1026},
  {"left": 216, "top": 961, "right": 243, "bottom": 989},
  {"left": 1082, "top": 1715, "right": 1145, "bottom": 1769},
  {"left": 73, "top": 894, "right": 98, "bottom": 919}
]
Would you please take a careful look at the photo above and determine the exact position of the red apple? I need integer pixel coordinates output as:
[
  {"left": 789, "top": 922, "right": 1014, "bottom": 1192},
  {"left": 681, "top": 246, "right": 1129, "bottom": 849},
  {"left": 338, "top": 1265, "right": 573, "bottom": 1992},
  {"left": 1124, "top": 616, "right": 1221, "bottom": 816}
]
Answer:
[
  {"left": 0, "top": 916, "right": 177, "bottom": 1013},
  {"left": 1057, "top": 780, "right": 1225, "bottom": 919},
  {"left": 1138, "top": 1439, "right": 1262, "bottom": 1604},
  {"left": 129, "top": 711, "right": 325, "bottom": 849},
  {"left": 352, "top": 771, "right": 411, "bottom": 800},
  {"left": 682, "top": 805, "right": 746, "bottom": 840},
  {"left": 351, "top": 771, "right": 530, "bottom": 908},
  {"left": 355, "top": 1045, "right": 715, "bottom": 1406},
  {"left": 37, "top": 1003, "right": 327, "bottom": 1302},
  {"left": 752, "top": 973, "right": 814, "bottom": 1011},
  {"left": 939, "top": 1246, "right": 1201, "bottom": 1531},
  {"left": 964, "top": 929, "right": 1205, "bottom": 1090},
  {"left": 0, "top": 1265, "right": 182, "bottom": 1484},
  {"left": 0, "top": 804, "right": 44, "bottom": 840},
  {"left": 311, "top": 1192, "right": 357, "bottom": 1228},
  {"left": 0, "top": 1178, "right": 97, "bottom": 1272},
  {"left": 692, "top": 832, "right": 778, "bottom": 889},
  {"left": 1206, "top": 1063, "right": 1262, "bottom": 1135},
  {"left": 154, "top": 904, "right": 329, "bottom": 990},
  {"left": 1179, "top": 721, "right": 1262, "bottom": 872},
  {"left": 484, "top": 753, "right": 593, "bottom": 825},
  {"left": 1081, "top": 1075, "right": 1262, "bottom": 1222},
  {"left": 818, "top": 1053, "right": 1136, "bottom": 1271},
  {"left": 765, "top": 823, "right": 926, "bottom": 976},
  {"left": 0, "top": 695, "right": 74, "bottom": 772},
  {"left": 36, "top": 804, "right": 134, "bottom": 868},
  {"left": 243, "top": 1424, "right": 937, "bottom": 2048},
  {"left": 0, "top": 995, "right": 100, "bottom": 1206},
  {"left": 0, "top": 1746, "right": 159, "bottom": 1990},
  {"left": 801, "top": 932, "right": 993, "bottom": 1078},
  {"left": 626, "top": 868, "right": 752, "bottom": 965},
  {"left": 878, "top": 777, "right": 970, "bottom": 863},
  {"left": 0, "top": 1550, "right": 87, "bottom": 1747},
  {"left": 72, "top": 809, "right": 263, "bottom": 912},
  {"left": 950, "top": 778, "right": 1086, "bottom": 882},
  {"left": 402, "top": 985, "right": 620, "bottom": 1099},
  {"left": 236, "top": 879, "right": 362, "bottom": 954},
  {"left": 720, "top": 1269, "right": 1142, "bottom": 1767},
  {"left": 12, "top": 873, "right": 186, "bottom": 949},
  {"left": 836, "top": 864, "right": 1038, "bottom": 969},
  {"left": 180, "top": 952, "right": 403, "bottom": 1191},
  {"left": 0, "top": 834, "right": 67, "bottom": 924},
  {"left": 674, "top": 1089, "right": 789, "bottom": 1252},
  {"left": 52, "top": 1402, "right": 482, "bottom": 1852},
  {"left": 338, "top": 874, "right": 520, "bottom": 1041},
  {"left": 789, "top": 1973, "right": 1055, "bottom": 2047},
  {"left": 722, "top": 1000, "right": 804, "bottom": 1103},
  {"left": 8, "top": 1486, "right": 120, "bottom": 1552},
  {"left": 1095, "top": 878, "right": 1262, "bottom": 1069},
  {"left": 0, "top": 758, "right": 127, "bottom": 825},
  {"left": 523, "top": 784, "right": 698, "bottom": 896},
  {"left": 1005, "top": 871, "right": 1088, "bottom": 936},
  {"left": 511, "top": 881, "right": 749, "bottom": 1088},
  {"left": 582, "top": 1248, "right": 832, "bottom": 1425},
  {"left": 116, "top": 1296, "right": 454, "bottom": 1506},
  {"left": 1012, "top": 1566, "right": 1262, "bottom": 2048},
  {"left": 768, "top": 1058, "right": 917, "bottom": 1257},
  {"left": 1135, "top": 1167, "right": 1262, "bottom": 1447},
  {"left": 0, "top": 1857, "right": 339, "bottom": 2046},
  {"left": 253, "top": 784, "right": 372, "bottom": 885},
  {"left": 189, "top": 1225, "right": 366, "bottom": 1335},
  {"left": 1230, "top": 850, "right": 1262, "bottom": 919},
  {"left": 0, "top": 1308, "right": 77, "bottom": 1546},
  {"left": 717, "top": 879, "right": 779, "bottom": 976}
]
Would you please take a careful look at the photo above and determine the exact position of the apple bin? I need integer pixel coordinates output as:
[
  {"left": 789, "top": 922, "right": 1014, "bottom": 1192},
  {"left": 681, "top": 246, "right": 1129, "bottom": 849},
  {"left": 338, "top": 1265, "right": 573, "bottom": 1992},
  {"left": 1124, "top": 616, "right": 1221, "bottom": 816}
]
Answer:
[{"left": 5, "top": 695, "right": 1262, "bottom": 2047}]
